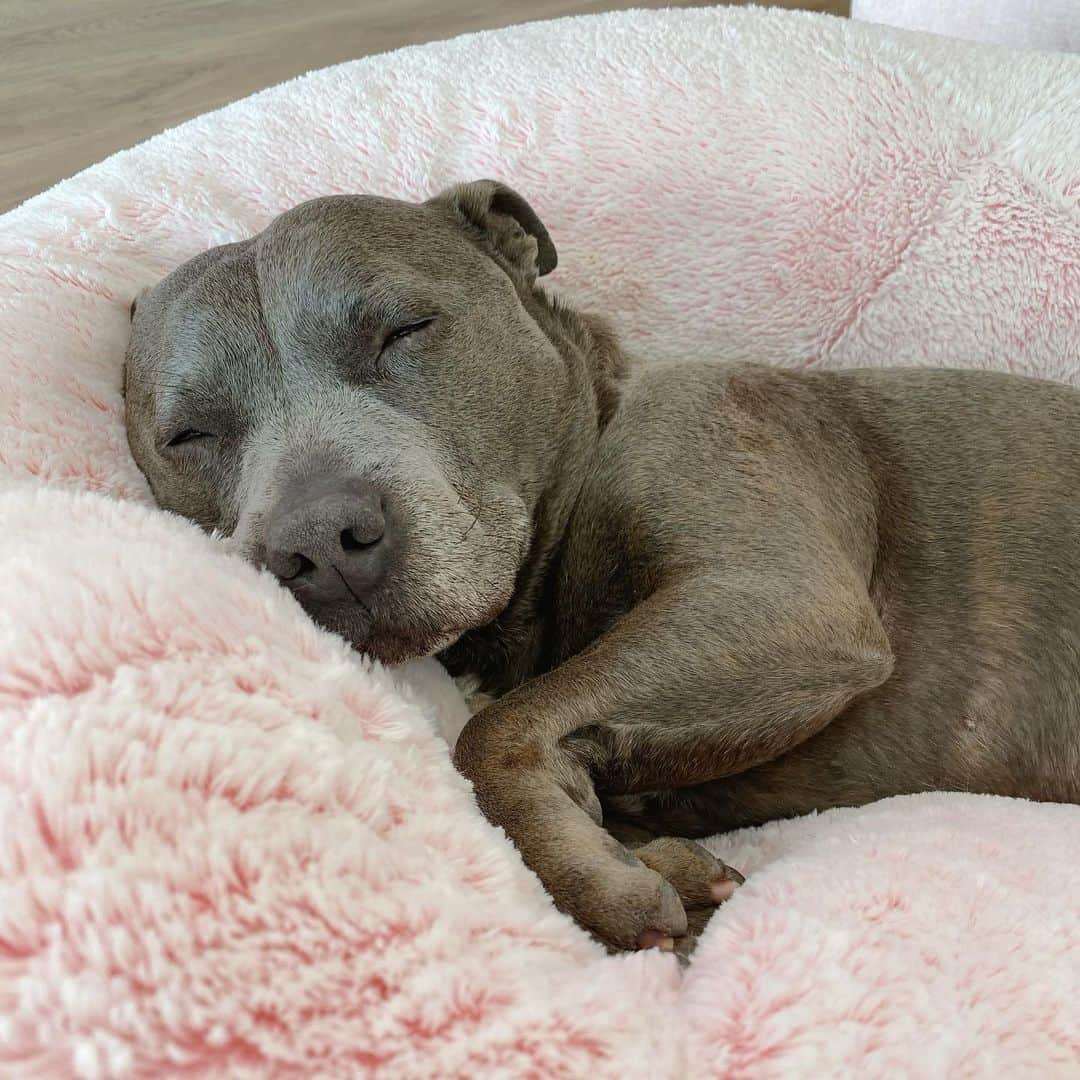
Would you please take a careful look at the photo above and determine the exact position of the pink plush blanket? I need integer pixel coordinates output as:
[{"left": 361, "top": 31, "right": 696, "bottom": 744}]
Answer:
[{"left": 2, "top": 7, "right": 1079, "bottom": 1076}]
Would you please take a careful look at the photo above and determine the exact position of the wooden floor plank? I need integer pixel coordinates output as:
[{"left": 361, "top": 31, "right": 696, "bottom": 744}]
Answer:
[{"left": 0, "top": 0, "right": 848, "bottom": 211}]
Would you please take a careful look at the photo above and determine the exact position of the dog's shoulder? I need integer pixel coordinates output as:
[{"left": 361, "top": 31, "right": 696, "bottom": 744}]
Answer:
[{"left": 594, "top": 359, "right": 843, "bottom": 489}]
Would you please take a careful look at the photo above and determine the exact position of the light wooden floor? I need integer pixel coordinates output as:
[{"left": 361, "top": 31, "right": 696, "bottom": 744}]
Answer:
[{"left": 1, "top": 0, "right": 848, "bottom": 212}]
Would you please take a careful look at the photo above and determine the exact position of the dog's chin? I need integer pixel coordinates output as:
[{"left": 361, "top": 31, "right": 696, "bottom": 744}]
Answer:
[
  {"left": 352, "top": 626, "right": 464, "bottom": 666},
  {"left": 305, "top": 599, "right": 504, "bottom": 666}
]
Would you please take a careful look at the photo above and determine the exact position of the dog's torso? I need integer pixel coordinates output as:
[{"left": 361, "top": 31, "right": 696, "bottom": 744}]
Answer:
[{"left": 541, "top": 361, "right": 1080, "bottom": 834}]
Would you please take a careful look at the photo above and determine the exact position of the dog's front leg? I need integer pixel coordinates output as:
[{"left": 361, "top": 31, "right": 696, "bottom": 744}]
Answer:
[{"left": 453, "top": 573, "right": 892, "bottom": 952}]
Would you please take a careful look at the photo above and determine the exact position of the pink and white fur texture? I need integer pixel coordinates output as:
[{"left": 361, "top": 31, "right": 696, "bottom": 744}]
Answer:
[
  {"left": 853, "top": 0, "right": 1080, "bottom": 54},
  {"left": 1, "top": 7, "right": 1079, "bottom": 1077}
]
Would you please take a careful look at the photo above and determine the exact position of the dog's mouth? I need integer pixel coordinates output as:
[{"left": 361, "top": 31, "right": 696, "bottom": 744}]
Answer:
[{"left": 301, "top": 589, "right": 513, "bottom": 666}]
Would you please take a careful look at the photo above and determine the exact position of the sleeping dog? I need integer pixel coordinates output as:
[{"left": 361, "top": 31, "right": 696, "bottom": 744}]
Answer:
[{"left": 124, "top": 182, "right": 1080, "bottom": 955}]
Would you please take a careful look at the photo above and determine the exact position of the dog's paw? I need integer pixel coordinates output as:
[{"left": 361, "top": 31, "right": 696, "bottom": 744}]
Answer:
[
  {"left": 632, "top": 837, "right": 743, "bottom": 959},
  {"left": 635, "top": 836, "right": 744, "bottom": 906},
  {"left": 570, "top": 838, "right": 743, "bottom": 957},
  {"left": 576, "top": 855, "right": 690, "bottom": 953}
]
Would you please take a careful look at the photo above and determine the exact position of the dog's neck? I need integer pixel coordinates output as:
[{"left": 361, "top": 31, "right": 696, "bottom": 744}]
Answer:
[{"left": 439, "top": 286, "right": 628, "bottom": 694}]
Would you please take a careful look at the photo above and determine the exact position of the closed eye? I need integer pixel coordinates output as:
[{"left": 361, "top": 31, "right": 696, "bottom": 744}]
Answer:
[
  {"left": 166, "top": 429, "right": 213, "bottom": 448},
  {"left": 380, "top": 317, "right": 435, "bottom": 353}
]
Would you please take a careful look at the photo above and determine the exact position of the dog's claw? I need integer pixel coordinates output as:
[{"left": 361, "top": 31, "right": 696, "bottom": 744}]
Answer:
[
  {"left": 637, "top": 930, "right": 676, "bottom": 951},
  {"left": 710, "top": 879, "right": 738, "bottom": 903}
]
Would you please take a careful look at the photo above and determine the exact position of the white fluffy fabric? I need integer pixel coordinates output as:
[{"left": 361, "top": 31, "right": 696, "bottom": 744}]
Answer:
[
  {"left": 1, "top": 7, "right": 1079, "bottom": 1076},
  {"left": 853, "top": 0, "right": 1080, "bottom": 53}
]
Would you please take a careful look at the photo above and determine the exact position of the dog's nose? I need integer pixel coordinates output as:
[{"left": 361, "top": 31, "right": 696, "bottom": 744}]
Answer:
[{"left": 264, "top": 478, "right": 391, "bottom": 604}]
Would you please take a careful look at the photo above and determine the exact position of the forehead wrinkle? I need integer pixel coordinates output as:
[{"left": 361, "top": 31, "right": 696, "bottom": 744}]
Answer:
[
  {"left": 151, "top": 265, "right": 280, "bottom": 428},
  {"left": 253, "top": 276, "right": 433, "bottom": 396},
  {"left": 249, "top": 241, "right": 287, "bottom": 379},
  {"left": 252, "top": 228, "right": 350, "bottom": 385}
]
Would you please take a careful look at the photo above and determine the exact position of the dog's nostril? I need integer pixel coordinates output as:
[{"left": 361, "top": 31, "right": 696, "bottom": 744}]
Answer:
[
  {"left": 281, "top": 553, "right": 316, "bottom": 581},
  {"left": 340, "top": 526, "right": 381, "bottom": 552}
]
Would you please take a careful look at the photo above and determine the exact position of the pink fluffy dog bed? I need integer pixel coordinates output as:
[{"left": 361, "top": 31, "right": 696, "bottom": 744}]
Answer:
[{"left": 3, "top": 7, "right": 1080, "bottom": 1077}]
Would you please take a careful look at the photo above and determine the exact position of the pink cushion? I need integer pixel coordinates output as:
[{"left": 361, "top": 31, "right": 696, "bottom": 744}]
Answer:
[{"left": 2, "top": 8, "right": 1079, "bottom": 1076}]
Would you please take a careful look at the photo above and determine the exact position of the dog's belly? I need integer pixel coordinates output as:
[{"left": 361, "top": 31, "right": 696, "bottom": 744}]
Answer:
[{"left": 604, "top": 678, "right": 1080, "bottom": 837}]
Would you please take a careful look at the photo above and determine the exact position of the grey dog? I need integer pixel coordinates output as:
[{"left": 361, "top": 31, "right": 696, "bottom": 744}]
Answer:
[{"left": 125, "top": 181, "right": 1080, "bottom": 955}]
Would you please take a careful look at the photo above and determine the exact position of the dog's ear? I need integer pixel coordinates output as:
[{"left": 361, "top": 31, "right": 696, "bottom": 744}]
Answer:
[{"left": 432, "top": 179, "right": 557, "bottom": 280}]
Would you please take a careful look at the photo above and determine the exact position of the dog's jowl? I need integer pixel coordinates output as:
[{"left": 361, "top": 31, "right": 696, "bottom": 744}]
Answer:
[{"left": 125, "top": 182, "right": 1080, "bottom": 955}]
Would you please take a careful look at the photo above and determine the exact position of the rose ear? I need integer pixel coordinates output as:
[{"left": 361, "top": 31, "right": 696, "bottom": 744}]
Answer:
[{"left": 431, "top": 179, "right": 557, "bottom": 281}]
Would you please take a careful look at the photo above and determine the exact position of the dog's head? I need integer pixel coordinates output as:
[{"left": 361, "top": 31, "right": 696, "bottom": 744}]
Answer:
[{"left": 125, "top": 181, "right": 604, "bottom": 664}]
